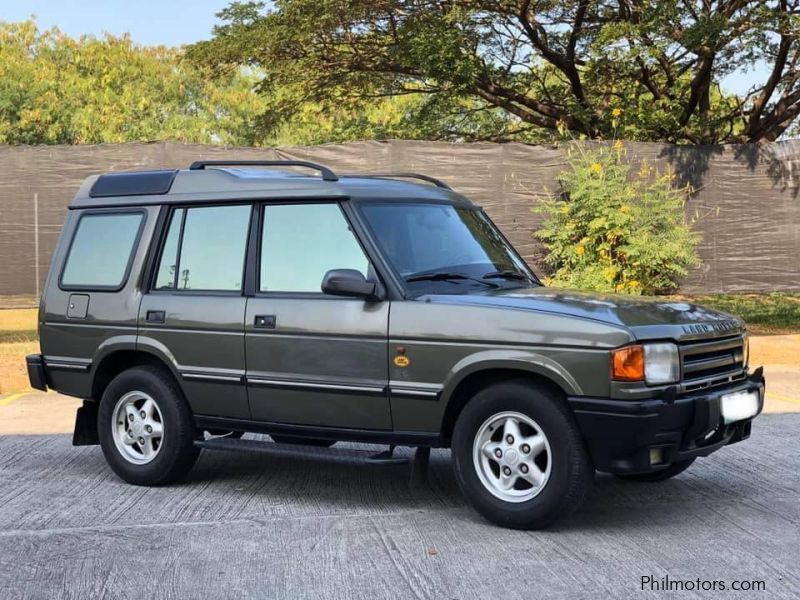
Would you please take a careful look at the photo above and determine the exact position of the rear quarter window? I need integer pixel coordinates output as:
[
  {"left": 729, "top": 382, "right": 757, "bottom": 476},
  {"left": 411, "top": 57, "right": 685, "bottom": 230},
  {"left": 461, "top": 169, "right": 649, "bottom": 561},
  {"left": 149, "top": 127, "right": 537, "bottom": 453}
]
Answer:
[{"left": 60, "top": 212, "right": 144, "bottom": 290}]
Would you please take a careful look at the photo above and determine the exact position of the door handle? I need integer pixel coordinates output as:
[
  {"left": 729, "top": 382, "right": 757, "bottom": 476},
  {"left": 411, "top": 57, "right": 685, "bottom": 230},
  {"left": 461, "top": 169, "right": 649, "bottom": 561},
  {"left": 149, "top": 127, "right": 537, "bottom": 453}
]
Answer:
[
  {"left": 146, "top": 310, "right": 166, "bottom": 324},
  {"left": 254, "top": 315, "right": 276, "bottom": 329}
]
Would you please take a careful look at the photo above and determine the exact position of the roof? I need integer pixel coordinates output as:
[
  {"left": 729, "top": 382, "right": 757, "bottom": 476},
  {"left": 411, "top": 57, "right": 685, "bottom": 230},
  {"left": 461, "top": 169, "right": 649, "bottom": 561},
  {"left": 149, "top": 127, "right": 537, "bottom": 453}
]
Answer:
[{"left": 70, "top": 161, "right": 474, "bottom": 209}]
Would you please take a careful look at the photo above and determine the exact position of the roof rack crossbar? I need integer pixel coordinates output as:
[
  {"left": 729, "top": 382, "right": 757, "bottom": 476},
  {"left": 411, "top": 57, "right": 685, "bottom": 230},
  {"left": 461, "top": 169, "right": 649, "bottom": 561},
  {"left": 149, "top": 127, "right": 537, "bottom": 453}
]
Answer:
[
  {"left": 341, "top": 172, "right": 452, "bottom": 190},
  {"left": 189, "top": 160, "right": 338, "bottom": 181}
]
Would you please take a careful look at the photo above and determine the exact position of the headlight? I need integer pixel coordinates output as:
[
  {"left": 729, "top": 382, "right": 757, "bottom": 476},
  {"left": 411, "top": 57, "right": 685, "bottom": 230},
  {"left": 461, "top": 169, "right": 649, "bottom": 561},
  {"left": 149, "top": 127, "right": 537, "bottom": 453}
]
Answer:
[
  {"left": 612, "top": 343, "right": 679, "bottom": 384},
  {"left": 643, "top": 343, "right": 680, "bottom": 384}
]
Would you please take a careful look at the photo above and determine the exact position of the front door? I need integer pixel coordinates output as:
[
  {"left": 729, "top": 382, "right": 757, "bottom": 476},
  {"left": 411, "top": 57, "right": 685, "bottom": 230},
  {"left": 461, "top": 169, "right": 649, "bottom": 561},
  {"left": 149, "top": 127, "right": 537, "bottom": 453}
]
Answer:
[{"left": 245, "top": 201, "right": 391, "bottom": 429}]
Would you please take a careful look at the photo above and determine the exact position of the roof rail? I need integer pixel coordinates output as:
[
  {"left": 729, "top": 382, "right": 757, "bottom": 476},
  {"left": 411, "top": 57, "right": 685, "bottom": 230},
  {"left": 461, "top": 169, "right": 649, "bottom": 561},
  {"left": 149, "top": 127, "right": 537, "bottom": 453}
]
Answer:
[
  {"left": 189, "top": 160, "right": 338, "bottom": 182},
  {"left": 341, "top": 172, "right": 452, "bottom": 190}
]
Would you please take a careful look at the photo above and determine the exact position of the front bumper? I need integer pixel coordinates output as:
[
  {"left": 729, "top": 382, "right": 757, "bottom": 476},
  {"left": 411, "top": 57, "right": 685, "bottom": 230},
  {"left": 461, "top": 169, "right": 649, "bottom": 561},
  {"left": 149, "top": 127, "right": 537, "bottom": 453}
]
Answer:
[{"left": 568, "top": 368, "right": 765, "bottom": 475}]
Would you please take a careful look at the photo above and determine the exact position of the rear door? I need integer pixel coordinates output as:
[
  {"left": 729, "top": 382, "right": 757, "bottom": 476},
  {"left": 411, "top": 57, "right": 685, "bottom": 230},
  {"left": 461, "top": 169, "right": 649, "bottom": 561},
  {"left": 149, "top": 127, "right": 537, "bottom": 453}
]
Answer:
[
  {"left": 244, "top": 201, "right": 391, "bottom": 429},
  {"left": 137, "top": 203, "right": 252, "bottom": 419}
]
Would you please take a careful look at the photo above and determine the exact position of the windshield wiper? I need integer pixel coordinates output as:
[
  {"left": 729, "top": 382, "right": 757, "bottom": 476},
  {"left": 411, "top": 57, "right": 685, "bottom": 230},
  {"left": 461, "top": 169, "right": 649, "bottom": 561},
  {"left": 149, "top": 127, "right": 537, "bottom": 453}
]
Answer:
[
  {"left": 482, "top": 270, "right": 532, "bottom": 282},
  {"left": 405, "top": 272, "right": 500, "bottom": 288}
]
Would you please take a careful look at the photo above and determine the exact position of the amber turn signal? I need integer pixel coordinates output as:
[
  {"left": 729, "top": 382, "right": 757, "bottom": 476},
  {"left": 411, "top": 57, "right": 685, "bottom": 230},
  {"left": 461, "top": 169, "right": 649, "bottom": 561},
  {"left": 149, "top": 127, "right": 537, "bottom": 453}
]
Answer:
[{"left": 611, "top": 345, "right": 645, "bottom": 381}]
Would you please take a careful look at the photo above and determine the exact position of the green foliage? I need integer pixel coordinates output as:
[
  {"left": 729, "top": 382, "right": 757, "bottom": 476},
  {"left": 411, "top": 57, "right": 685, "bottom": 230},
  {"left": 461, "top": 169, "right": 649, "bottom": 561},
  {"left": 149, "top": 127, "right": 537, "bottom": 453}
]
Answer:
[
  {"left": 536, "top": 145, "right": 701, "bottom": 295},
  {"left": 190, "top": 1, "right": 800, "bottom": 144},
  {"left": 0, "top": 20, "right": 265, "bottom": 145}
]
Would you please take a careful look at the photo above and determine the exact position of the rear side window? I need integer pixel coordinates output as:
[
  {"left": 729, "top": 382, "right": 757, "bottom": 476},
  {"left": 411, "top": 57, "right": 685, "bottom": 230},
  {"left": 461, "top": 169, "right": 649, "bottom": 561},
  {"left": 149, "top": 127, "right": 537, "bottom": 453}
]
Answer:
[
  {"left": 154, "top": 205, "right": 251, "bottom": 292},
  {"left": 61, "top": 212, "right": 144, "bottom": 289}
]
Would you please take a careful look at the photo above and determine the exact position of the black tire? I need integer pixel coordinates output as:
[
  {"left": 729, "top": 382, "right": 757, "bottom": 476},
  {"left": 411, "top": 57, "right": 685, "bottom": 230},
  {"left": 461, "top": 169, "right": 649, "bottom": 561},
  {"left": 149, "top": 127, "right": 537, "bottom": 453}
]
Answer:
[
  {"left": 614, "top": 458, "right": 696, "bottom": 482},
  {"left": 98, "top": 366, "right": 200, "bottom": 486},
  {"left": 271, "top": 435, "right": 336, "bottom": 448},
  {"left": 451, "top": 379, "right": 593, "bottom": 530}
]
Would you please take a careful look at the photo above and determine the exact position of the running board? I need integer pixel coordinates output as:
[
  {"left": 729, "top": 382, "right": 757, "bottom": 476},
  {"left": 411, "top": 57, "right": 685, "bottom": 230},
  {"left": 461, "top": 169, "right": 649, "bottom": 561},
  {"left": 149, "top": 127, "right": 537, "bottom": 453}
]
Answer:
[
  {"left": 196, "top": 437, "right": 410, "bottom": 466},
  {"left": 194, "top": 414, "right": 442, "bottom": 447},
  {"left": 196, "top": 437, "right": 432, "bottom": 486}
]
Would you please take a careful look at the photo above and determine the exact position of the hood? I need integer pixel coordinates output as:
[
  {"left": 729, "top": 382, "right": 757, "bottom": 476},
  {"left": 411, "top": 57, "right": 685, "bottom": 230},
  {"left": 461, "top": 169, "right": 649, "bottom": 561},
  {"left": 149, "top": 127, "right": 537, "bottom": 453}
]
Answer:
[{"left": 423, "top": 286, "right": 745, "bottom": 342}]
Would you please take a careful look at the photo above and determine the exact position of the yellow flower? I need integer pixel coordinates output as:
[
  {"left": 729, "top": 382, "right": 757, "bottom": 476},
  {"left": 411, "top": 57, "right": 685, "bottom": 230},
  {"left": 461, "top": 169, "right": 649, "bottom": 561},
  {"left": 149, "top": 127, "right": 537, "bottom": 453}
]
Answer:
[
  {"left": 620, "top": 205, "right": 630, "bottom": 214},
  {"left": 575, "top": 245, "right": 585, "bottom": 256},
  {"left": 611, "top": 107, "right": 622, "bottom": 118},
  {"left": 613, "top": 140, "right": 624, "bottom": 151},
  {"left": 560, "top": 204, "right": 570, "bottom": 214},
  {"left": 589, "top": 162, "right": 603, "bottom": 174},
  {"left": 626, "top": 280, "right": 641, "bottom": 289}
]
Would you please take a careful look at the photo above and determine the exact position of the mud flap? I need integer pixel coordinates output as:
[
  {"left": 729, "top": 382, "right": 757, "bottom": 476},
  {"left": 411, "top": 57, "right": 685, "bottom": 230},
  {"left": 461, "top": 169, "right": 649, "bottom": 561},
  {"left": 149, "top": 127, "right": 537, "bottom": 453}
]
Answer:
[
  {"left": 409, "top": 447, "right": 431, "bottom": 489},
  {"left": 73, "top": 400, "right": 99, "bottom": 446}
]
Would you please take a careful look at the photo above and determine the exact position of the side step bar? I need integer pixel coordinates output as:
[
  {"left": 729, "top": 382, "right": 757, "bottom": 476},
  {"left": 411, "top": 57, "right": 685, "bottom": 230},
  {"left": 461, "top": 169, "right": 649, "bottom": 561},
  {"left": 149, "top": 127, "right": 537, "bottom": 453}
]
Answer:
[{"left": 196, "top": 436, "right": 432, "bottom": 487}]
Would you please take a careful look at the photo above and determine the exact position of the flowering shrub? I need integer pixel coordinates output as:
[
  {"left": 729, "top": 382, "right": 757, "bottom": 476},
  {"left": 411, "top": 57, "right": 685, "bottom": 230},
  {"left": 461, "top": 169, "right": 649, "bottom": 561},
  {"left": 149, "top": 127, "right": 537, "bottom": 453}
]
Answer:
[{"left": 535, "top": 144, "right": 701, "bottom": 295}]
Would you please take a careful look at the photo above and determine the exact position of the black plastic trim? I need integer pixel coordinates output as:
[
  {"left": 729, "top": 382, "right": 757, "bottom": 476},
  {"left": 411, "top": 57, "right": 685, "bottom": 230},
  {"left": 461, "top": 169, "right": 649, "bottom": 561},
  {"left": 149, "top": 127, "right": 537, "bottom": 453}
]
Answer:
[
  {"left": 89, "top": 170, "right": 178, "bottom": 198},
  {"left": 45, "top": 360, "right": 91, "bottom": 372},
  {"left": 340, "top": 172, "right": 452, "bottom": 190},
  {"left": 26, "top": 354, "right": 47, "bottom": 391},
  {"left": 194, "top": 415, "right": 442, "bottom": 447},
  {"left": 140, "top": 205, "right": 170, "bottom": 292},
  {"left": 189, "top": 160, "right": 338, "bottom": 182},
  {"left": 568, "top": 372, "right": 764, "bottom": 474}
]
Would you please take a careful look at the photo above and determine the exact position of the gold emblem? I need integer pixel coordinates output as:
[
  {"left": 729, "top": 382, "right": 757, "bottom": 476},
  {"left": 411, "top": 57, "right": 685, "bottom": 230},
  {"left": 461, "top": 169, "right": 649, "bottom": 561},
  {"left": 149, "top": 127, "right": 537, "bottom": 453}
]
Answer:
[{"left": 394, "top": 355, "right": 410, "bottom": 368}]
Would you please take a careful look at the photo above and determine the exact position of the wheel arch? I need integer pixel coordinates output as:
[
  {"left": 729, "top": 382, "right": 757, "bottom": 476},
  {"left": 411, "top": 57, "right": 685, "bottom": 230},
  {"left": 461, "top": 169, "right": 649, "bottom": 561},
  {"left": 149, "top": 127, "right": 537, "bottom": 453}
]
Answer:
[
  {"left": 439, "top": 355, "right": 579, "bottom": 445},
  {"left": 91, "top": 346, "right": 181, "bottom": 402}
]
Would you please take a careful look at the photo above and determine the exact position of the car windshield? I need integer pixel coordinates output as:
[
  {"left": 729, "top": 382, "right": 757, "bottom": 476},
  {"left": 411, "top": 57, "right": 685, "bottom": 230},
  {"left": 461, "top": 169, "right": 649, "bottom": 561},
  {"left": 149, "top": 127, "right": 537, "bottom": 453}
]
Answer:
[{"left": 358, "top": 202, "right": 537, "bottom": 294}]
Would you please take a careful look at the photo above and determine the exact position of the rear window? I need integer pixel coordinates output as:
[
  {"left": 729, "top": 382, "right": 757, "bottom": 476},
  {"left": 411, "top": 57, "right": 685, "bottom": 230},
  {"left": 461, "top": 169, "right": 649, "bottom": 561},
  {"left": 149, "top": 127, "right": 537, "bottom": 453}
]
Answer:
[{"left": 61, "top": 212, "right": 144, "bottom": 289}]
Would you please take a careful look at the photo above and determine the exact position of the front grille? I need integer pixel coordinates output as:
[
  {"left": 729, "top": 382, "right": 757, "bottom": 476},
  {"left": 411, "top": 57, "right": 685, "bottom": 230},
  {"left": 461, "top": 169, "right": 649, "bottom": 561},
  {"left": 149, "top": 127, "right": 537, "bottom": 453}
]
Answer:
[{"left": 680, "top": 335, "right": 746, "bottom": 391}]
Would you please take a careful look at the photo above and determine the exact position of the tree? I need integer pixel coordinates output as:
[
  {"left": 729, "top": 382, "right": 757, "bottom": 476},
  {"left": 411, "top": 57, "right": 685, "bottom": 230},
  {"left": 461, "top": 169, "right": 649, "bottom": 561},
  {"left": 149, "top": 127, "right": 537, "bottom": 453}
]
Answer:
[
  {"left": 0, "top": 20, "right": 265, "bottom": 145},
  {"left": 189, "top": 0, "right": 800, "bottom": 144}
]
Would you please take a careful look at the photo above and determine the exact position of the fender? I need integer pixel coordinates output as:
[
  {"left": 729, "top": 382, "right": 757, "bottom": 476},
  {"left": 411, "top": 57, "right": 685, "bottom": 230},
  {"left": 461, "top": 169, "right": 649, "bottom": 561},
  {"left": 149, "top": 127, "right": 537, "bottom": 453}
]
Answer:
[
  {"left": 89, "top": 335, "right": 184, "bottom": 396},
  {"left": 90, "top": 335, "right": 138, "bottom": 372},
  {"left": 132, "top": 335, "right": 183, "bottom": 380},
  {"left": 439, "top": 349, "right": 584, "bottom": 408}
]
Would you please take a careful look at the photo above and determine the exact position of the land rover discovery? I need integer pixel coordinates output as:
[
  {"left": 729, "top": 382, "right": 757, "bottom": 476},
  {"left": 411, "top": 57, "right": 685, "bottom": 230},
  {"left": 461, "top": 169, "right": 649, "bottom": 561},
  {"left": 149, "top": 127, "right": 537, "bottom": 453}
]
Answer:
[{"left": 27, "top": 160, "right": 764, "bottom": 529}]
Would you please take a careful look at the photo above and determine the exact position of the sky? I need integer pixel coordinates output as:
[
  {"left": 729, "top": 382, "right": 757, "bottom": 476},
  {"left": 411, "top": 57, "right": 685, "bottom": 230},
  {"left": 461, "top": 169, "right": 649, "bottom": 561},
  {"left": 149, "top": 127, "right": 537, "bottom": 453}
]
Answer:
[
  {"left": 4, "top": 0, "right": 232, "bottom": 47},
  {"left": 3, "top": 0, "right": 763, "bottom": 95}
]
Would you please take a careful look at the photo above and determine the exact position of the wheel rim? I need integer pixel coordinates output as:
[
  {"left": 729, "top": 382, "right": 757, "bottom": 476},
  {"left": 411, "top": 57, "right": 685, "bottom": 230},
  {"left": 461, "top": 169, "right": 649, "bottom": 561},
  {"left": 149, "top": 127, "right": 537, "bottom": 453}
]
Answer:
[
  {"left": 111, "top": 391, "right": 164, "bottom": 465},
  {"left": 472, "top": 411, "right": 552, "bottom": 503}
]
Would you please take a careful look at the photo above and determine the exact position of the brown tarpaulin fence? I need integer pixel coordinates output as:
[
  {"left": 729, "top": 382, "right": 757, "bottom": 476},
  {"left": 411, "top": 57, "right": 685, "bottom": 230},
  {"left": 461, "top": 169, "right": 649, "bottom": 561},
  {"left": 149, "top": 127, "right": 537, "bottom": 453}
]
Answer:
[{"left": 1, "top": 140, "right": 798, "bottom": 297}]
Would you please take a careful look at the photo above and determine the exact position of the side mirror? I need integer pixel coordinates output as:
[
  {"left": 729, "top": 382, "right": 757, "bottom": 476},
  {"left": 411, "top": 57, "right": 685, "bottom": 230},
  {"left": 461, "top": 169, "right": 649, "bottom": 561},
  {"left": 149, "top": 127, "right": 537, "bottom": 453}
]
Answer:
[{"left": 321, "top": 269, "right": 383, "bottom": 301}]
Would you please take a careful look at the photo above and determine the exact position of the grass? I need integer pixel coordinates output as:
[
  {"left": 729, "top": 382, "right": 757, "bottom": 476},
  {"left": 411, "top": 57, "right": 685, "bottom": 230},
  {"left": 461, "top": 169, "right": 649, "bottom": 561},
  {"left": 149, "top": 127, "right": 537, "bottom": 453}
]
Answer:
[
  {"left": 0, "top": 309, "right": 39, "bottom": 394},
  {"left": 675, "top": 293, "right": 800, "bottom": 335},
  {"left": 1, "top": 294, "right": 798, "bottom": 394}
]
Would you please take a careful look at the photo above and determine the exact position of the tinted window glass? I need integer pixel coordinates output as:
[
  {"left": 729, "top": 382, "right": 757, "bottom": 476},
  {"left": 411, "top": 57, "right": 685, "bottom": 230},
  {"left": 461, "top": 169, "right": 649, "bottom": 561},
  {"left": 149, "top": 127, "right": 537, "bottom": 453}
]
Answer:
[
  {"left": 154, "top": 208, "right": 184, "bottom": 290},
  {"left": 61, "top": 212, "right": 143, "bottom": 288},
  {"left": 164, "top": 205, "right": 251, "bottom": 291},
  {"left": 359, "top": 203, "right": 533, "bottom": 294},
  {"left": 260, "top": 203, "right": 368, "bottom": 293}
]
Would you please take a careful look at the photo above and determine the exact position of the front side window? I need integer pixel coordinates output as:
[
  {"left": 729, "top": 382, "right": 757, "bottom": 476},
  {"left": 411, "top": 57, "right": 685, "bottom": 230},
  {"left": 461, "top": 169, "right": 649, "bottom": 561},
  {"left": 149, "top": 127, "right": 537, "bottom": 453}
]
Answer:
[
  {"left": 359, "top": 202, "right": 534, "bottom": 294},
  {"left": 260, "top": 203, "right": 369, "bottom": 293},
  {"left": 154, "top": 205, "right": 251, "bottom": 292},
  {"left": 61, "top": 212, "right": 143, "bottom": 289}
]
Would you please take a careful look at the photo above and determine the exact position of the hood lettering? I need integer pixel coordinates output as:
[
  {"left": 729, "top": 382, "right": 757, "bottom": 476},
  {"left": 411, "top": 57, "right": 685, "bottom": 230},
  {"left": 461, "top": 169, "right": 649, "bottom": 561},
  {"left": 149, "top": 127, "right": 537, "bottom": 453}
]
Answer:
[{"left": 681, "top": 320, "right": 740, "bottom": 335}]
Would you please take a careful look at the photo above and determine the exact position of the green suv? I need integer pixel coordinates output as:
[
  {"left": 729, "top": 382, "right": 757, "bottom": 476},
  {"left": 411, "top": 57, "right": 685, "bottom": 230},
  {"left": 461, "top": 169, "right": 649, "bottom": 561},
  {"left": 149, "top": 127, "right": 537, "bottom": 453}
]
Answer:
[{"left": 27, "top": 160, "right": 764, "bottom": 529}]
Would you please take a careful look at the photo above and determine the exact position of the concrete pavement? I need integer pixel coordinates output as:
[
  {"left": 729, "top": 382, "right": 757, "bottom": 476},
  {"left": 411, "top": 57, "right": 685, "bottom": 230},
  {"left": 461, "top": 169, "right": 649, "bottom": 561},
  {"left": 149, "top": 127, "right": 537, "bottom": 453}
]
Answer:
[{"left": 0, "top": 415, "right": 798, "bottom": 599}]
